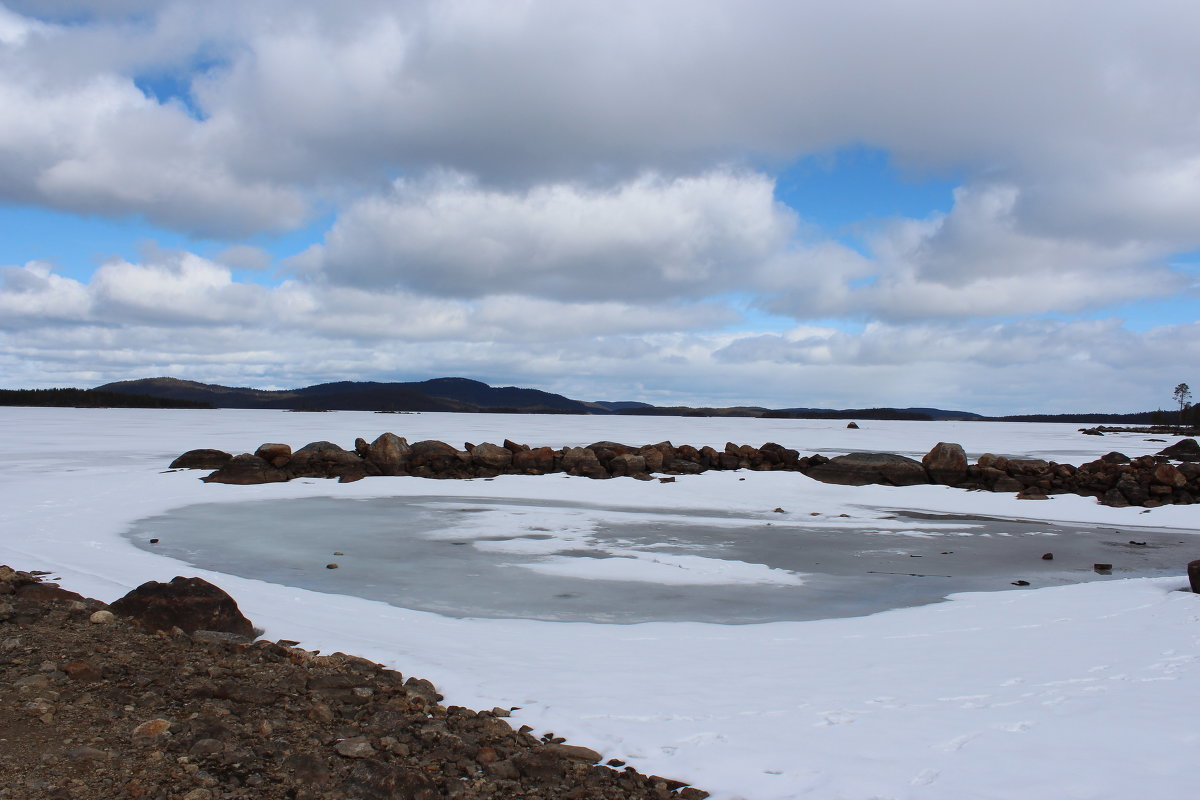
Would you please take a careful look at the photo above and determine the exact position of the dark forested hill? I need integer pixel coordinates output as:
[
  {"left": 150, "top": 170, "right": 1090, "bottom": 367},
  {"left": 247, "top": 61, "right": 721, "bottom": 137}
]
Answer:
[{"left": 0, "top": 388, "right": 211, "bottom": 409}]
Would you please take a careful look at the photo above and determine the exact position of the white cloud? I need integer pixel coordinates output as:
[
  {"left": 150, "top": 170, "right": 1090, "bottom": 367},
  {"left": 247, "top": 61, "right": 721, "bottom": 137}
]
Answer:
[
  {"left": 295, "top": 170, "right": 794, "bottom": 302},
  {"left": 1, "top": 0, "right": 1199, "bottom": 251}
]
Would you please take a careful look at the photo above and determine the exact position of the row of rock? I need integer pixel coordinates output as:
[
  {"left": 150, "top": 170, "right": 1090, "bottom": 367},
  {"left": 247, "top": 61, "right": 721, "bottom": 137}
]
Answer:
[
  {"left": 172, "top": 435, "right": 1200, "bottom": 508},
  {"left": 1, "top": 566, "right": 708, "bottom": 800}
]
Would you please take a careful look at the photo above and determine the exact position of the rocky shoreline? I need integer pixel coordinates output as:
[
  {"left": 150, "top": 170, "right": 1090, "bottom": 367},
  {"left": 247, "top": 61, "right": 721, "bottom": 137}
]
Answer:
[
  {"left": 174, "top": 435, "right": 1200, "bottom": 509},
  {"left": 0, "top": 567, "right": 707, "bottom": 800}
]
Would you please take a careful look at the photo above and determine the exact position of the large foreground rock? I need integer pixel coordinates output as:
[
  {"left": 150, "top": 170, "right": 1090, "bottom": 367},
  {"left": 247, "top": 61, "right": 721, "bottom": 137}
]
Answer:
[
  {"left": 109, "top": 576, "right": 255, "bottom": 636},
  {"left": 806, "top": 452, "right": 930, "bottom": 487},
  {"left": 922, "top": 442, "right": 968, "bottom": 485}
]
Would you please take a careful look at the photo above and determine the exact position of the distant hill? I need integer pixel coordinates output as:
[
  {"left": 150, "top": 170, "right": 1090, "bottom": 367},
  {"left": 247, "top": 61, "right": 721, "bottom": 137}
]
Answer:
[
  {"left": 85, "top": 376, "right": 1170, "bottom": 422},
  {"left": 0, "top": 387, "right": 211, "bottom": 409},
  {"left": 97, "top": 377, "right": 594, "bottom": 414}
]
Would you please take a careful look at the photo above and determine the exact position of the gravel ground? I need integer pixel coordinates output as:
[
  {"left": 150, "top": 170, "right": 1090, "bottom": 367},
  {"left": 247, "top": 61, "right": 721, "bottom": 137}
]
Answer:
[{"left": 0, "top": 566, "right": 708, "bottom": 800}]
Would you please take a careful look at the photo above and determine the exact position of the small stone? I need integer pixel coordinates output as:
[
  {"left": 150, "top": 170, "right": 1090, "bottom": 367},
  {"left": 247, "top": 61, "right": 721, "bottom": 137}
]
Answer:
[
  {"left": 545, "top": 743, "right": 603, "bottom": 763},
  {"left": 64, "top": 746, "right": 109, "bottom": 762},
  {"left": 325, "top": 563, "right": 339, "bottom": 570},
  {"left": 490, "top": 707, "right": 510, "bottom": 717},
  {"left": 334, "top": 736, "right": 375, "bottom": 758},
  {"left": 773, "top": 507, "right": 785, "bottom": 513},
  {"left": 149, "top": 538, "right": 159, "bottom": 544},
  {"left": 1094, "top": 563, "right": 1113, "bottom": 573},
  {"left": 333, "top": 551, "right": 344, "bottom": 556},
  {"left": 181, "top": 790, "right": 213, "bottom": 800},
  {"left": 15, "top": 674, "right": 51, "bottom": 691},
  {"left": 1041, "top": 553, "right": 1054, "bottom": 560},
  {"left": 64, "top": 662, "right": 102, "bottom": 682},
  {"left": 132, "top": 718, "right": 172, "bottom": 739},
  {"left": 189, "top": 739, "right": 225, "bottom": 757},
  {"left": 1011, "top": 580, "right": 1030, "bottom": 586},
  {"left": 89, "top": 610, "right": 115, "bottom": 624}
]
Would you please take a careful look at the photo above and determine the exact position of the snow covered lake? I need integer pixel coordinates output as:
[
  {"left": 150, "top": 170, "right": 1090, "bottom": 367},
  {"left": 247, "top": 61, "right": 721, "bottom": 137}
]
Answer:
[{"left": 2, "top": 408, "right": 1198, "bottom": 799}]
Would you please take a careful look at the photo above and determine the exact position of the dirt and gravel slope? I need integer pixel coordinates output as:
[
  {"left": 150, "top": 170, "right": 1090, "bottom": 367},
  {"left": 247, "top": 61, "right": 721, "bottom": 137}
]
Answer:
[{"left": 0, "top": 566, "right": 707, "bottom": 800}]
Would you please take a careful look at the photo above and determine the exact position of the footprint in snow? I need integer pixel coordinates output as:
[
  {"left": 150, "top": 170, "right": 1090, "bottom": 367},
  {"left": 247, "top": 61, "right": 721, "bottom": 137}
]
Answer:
[
  {"left": 933, "top": 732, "right": 979, "bottom": 752},
  {"left": 995, "top": 721, "right": 1035, "bottom": 733},
  {"left": 911, "top": 768, "right": 940, "bottom": 786}
]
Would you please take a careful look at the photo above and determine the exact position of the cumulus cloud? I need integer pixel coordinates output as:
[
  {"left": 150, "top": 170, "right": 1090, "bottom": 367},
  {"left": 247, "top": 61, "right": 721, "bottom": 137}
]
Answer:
[
  {"left": 294, "top": 170, "right": 794, "bottom": 301},
  {"left": 2, "top": 0, "right": 1199, "bottom": 247}
]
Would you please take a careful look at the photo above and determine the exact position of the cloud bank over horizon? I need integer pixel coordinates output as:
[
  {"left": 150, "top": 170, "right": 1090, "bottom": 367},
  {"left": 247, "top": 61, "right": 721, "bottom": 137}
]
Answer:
[{"left": 1, "top": 0, "right": 1197, "bottom": 414}]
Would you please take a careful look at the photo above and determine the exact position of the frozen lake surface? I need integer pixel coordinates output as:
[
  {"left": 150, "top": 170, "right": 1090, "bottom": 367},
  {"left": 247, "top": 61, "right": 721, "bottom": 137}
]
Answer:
[
  {"left": 3, "top": 407, "right": 1198, "bottom": 800},
  {"left": 128, "top": 496, "right": 1196, "bottom": 623}
]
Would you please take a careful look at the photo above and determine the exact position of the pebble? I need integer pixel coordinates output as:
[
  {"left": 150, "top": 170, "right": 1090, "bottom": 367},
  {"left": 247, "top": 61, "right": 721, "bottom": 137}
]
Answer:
[
  {"left": 334, "top": 736, "right": 376, "bottom": 758},
  {"left": 132, "top": 719, "right": 172, "bottom": 739},
  {"left": 88, "top": 610, "right": 115, "bottom": 624}
]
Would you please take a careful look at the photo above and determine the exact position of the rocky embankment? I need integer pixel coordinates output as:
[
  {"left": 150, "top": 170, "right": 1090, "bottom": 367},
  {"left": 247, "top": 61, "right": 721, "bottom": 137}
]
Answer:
[
  {"left": 175, "top": 435, "right": 1200, "bottom": 510},
  {"left": 0, "top": 567, "right": 706, "bottom": 800}
]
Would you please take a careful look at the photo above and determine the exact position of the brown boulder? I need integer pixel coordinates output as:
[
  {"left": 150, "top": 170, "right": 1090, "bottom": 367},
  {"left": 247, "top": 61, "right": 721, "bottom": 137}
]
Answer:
[
  {"left": 361, "top": 433, "right": 411, "bottom": 474},
  {"left": 1159, "top": 438, "right": 1200, "bottom": 462},
  {"left": 287, "top": 442, "right": 366, "bottom": 480},
  {"left": 202, "top": 454, "right": 289, "bottom": 485},
  {"left": 254, "top": 443, "right": 292, "bottom": 467},
  {"left": 169, "top": 449, "right": 232, "bottom": 470},
  {"left": 109, "top": 576, "right": 255, "bottom": 636},
  {"left": 586, "top": 441, "right": 633, "bottom": 468},
  {"left": 637, "top": 446, "right": 665, "bottom": 473},
  {"left": 806, "top": 453, "right": 930, "bottom": 487},
  {"left": 407, "top": 440, "right": 469, "bottom": 474},
  {"left": 560, "top": 447, "right": 606, "bottom": 478},
  {"left": 922, "top": 442, "right": 968, "bottom": 485},
  {"left": 1152, "top": 463, "right": 1187, "bottom": 488},
  {"left": 608, "top": 453, "right": 647, "bottom": 477},
  {"left": 470, "top": 442, "right": 513, "bottom": 471},
  {"left": 512, "top": 446, "right": 557, "bottom": 473}
]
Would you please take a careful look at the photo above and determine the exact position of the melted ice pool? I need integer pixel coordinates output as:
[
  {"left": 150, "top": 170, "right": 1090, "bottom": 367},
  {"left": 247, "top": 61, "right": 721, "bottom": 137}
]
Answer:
[{"left": 125, "top": 496, "right": 1193, "bottom": 624}]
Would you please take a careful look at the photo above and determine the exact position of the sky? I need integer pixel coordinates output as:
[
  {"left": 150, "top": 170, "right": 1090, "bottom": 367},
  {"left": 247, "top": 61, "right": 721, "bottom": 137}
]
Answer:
[{"left": 0, "top": 1, "right": 1198, "bottom": 415}]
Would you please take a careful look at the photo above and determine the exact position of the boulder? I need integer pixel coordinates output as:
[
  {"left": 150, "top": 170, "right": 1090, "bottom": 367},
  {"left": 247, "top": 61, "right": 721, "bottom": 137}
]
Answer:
[
  {"left": 1159, "top": 438, "right": 1200, "bottom": 462},
  {"left": 806, "top": 453, "right": 930, "bottom": 487},
  {"left": 287, "top": 441, "right": 366, "bottom": 480},
  {"left": 637, "top": 446, "right": 665, "bottom": 473},
  {"left": 360, "top": 433, "right": 410, "bottom": 475},
  {"left": 109, "top": 576, "right": 254, "bottom": 636},
  {"left": 586, "top": 442, "right": 633, "bottom": 468},
  {"left": 759, "top": 442, "right": 800, "bottom": 468},
  {"left": 665, "top": 459, "right": 703, "bottom": 475},
  {"left": 560, "top": 447, "right": 605, "bottom": 478},
  {"left": 608, "top": 453, "right": 647, "bottom": 477},
  {"left": 470, "top": 442, "right": 513, "bottom": 471},
  {"left": 407, "top": 440, "right": 469, "bottom": 474},
  {"left": 922, "top": 442, "right": 968, "bottom": 485},
  {"left": 1115, "top": 473, "right": 1149, "bottom": 506},
  {"left": 202, "top": 454, "right": 289, "bottom": 485},
  {"left": 169, "top": 449, "right": 232, "bottom": 470},
  {"left": 1152, "top": 463, "right": 1187, "bottom": 488},
  {"left": 991, "top": 476, "right": 1023, "bottom": 493},
  {"left": 254, "top": 443, "right": 292, "bottom": 467},
  {"left": 512, "top": 446, "right": 557, "bottom": 474}
]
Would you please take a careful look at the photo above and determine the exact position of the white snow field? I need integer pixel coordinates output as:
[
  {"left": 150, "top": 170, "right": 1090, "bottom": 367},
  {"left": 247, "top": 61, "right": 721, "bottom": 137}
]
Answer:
[{"left": 2, "top": 407, "right": 1198, "bottom": 799}]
